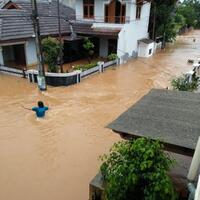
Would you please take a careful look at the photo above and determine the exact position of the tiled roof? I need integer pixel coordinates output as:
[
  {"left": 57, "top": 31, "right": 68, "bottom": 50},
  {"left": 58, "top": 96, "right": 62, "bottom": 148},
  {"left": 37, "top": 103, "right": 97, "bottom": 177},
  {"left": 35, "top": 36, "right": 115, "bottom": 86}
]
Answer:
[
  {"left": 0, "top": 0, "right": 75, "bottom": 41},
  {"left": 108, "top": 89, "right": 200, "bottom": 155}
]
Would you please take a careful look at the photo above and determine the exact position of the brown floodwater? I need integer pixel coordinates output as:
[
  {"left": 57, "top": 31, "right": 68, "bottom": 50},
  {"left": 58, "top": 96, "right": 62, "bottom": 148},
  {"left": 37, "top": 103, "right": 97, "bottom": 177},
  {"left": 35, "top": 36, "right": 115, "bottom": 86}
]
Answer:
[{"left": 0, "top": 30, "right": 200, "bottom": 200}]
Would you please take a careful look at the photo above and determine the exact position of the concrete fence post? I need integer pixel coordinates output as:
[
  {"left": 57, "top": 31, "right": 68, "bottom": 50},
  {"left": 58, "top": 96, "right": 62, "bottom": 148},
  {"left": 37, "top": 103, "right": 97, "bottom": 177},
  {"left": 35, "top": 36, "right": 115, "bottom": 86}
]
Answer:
[
  {"left": 117, "top": 58, "right": 120, "bottom": 66},
  {"left": 0, "top": 47, "right": 4, "bottom": 66},
  {"left": 98, "top": 61, "right": 104, "bottom": 73},
  {"left": 195, "top": 175, "right": 200, "bottom": 200},
  {"left": 188, "top": 137, "right": 200, "bottom": 181},
  {"left": 76, "top": 71, "right": 81, "bottom": 83}
]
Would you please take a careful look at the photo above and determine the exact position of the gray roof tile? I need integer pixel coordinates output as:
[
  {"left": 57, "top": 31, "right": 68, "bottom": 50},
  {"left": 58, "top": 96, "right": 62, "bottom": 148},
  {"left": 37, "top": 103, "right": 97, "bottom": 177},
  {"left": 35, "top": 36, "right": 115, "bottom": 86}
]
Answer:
[
  {"left": 107, "top": 89, "right": 200, "bottom": 154},
  {"left": 0, "top": 0, "right": 75, "bottom": 41}
]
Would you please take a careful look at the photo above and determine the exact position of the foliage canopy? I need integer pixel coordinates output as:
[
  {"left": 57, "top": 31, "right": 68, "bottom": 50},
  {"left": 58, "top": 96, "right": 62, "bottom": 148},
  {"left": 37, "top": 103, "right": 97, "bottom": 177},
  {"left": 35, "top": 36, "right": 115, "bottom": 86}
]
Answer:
[
  {"left": 100, "top": 138, "right": 178, "bottom": 200},
  {"left": 171, "top": 74, "right": 198, "bottom": 91},
  {"left": 149, "top": 0, "right": 200, "bottom": 43},
  {"left": 42, "top": 37, "right": 62, "bottom": 73},
  {"left": 83, "top": 37, "right": 95, "bottom": 63}
]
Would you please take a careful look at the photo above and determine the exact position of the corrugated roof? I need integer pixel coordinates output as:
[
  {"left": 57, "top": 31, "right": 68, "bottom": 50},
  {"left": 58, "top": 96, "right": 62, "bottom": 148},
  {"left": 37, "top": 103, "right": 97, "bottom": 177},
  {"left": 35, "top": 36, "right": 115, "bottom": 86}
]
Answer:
[
  {"left": 0, "top": 0, "right": 75, "bottom": 41},
  {"left": 107, "top": 89, "right": 200, "bottom": 155}
]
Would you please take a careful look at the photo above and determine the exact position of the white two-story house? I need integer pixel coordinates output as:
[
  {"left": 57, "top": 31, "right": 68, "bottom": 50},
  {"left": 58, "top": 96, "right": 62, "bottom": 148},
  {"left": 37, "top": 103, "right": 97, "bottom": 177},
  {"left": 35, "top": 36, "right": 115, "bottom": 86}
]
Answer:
[{"left": 73, "top": 0, "right": 152, "bottom": 63}]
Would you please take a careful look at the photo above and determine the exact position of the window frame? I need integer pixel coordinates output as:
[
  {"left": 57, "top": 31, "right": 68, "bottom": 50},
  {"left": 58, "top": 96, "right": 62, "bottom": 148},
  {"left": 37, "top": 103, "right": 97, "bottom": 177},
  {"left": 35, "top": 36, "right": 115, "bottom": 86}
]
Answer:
[
  {"left": 83, "top": 0, "right": 94, "bottom": 19},
  {"left": 136, "top": 4, "right": 142, "bottom": 19}
]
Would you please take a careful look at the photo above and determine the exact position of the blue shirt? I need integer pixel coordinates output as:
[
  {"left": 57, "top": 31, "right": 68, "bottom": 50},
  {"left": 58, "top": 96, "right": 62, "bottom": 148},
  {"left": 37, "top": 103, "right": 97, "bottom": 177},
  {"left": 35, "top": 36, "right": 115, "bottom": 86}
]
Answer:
[{"left": 32, "top": 106, "right": 48, "bottom": 118}]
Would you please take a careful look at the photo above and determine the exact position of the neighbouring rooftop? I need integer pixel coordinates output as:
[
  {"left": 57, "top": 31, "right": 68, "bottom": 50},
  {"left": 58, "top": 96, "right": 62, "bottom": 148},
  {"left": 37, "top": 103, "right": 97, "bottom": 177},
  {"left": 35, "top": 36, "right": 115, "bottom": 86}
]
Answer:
[
  {"left": 107, "top": 89, "right": 200, "bottom": 156},
  {"left": 0, "top": 0, "right": 75, "bottom": 42}
]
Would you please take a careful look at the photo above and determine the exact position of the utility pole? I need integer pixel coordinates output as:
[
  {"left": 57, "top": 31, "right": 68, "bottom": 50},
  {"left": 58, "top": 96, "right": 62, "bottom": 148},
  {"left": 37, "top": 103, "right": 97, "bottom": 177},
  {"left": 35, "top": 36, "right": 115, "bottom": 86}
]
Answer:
[
  {"left": 57, "top": 0, "right": 63, "bottom": 73},
  {"left": 152, "top": 0, "right": 156, "bottom": 41},
  {"left": 31, "top": 0, "right": 47, "bottom": 90}
]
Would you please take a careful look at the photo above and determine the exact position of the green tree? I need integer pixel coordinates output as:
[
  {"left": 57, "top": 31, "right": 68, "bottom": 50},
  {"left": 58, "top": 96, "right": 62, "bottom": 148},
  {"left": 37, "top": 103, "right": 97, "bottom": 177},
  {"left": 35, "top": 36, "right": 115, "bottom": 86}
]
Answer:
[
  {"left": 42, "top": 37, "right": 62, "bottom": 73},
  {"left": 177, "top": 2, "right": 197, "bottom": 28},
  {"left": 174, "top": 13, "right": 186, "bottom": 32},
  {"left": 100, "top": 138, "right": 178, "bottom": 200},
  {"left": 149, "top": 0, "right": 178, "bottom": 44},
  {"left": 181, "top": 0, "right": 200, "bottom": 28},
  {"left": 171, "top": 74, "right": 198, "bottom": 91},
  {"left": 83, "top": 37, "right": 94, "bottom": 63}
]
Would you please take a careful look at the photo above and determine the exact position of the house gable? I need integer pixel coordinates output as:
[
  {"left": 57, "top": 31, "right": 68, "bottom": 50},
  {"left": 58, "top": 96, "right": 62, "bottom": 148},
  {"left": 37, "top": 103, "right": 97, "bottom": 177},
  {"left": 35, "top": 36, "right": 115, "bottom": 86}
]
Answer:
[{"left": 2, "top": 1, "right": 21, "bottom": 9}]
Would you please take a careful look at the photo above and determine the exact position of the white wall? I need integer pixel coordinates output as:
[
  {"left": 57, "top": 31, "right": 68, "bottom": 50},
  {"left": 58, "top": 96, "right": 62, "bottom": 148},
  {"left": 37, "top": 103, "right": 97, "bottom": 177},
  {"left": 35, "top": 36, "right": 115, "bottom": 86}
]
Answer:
[
  {"left": 75, "top": 0, "right": 133, "bottom": 22},
  {"left": 128, "top": 1, "right": 136, "bottom": 21},
  {"left": 25, "top": 38, "right": 37, "bottom": 67},
  {"left": 94, "top": 0, "right": 104, "bottom": 22},
  {"left": 0, "top": 47, "right": 4, "bottom": 65},
  {"left": 99, "top": 38, "right": 108, "bottom": 57},
  {"left": 61, "top": 0, "right": 76, "bottom": 8},
  {"left": 138, "top": 42, "right": 154, "bottom": 58},
  {"left": 76, "top": 0, "right": 83, "bottom": 20},
  {"left": 117, "top": 2, "right": 151, "bottom": 62}
]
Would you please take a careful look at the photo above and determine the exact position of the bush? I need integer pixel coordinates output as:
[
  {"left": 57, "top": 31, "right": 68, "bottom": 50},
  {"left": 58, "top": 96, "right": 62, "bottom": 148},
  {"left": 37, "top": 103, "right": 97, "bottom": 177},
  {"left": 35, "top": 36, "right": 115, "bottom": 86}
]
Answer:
[
  {"left": 74, "top": 62, "right": 98, "bottom": 71},
  {"left": 83, "top": 37, "right": 95, "bottom": 63},
  {"left": 107, "top": 53, "right": 118, "bottom": 61},
  {"left": 100, "top": 138, "right": 178, "bottom": 200},
  {"left": 171, "top": 74, "right": 198, "bottom": 91},
  {"left": 42, "top": 37, "right": 62, "bottom": 73}
]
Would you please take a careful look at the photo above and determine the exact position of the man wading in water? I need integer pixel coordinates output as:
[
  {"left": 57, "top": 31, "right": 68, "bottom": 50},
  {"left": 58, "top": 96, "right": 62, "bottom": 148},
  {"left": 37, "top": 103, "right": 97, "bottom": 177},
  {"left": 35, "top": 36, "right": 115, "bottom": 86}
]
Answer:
[{"left": 32, "top": 101, "right": 48, "bottom": 118}]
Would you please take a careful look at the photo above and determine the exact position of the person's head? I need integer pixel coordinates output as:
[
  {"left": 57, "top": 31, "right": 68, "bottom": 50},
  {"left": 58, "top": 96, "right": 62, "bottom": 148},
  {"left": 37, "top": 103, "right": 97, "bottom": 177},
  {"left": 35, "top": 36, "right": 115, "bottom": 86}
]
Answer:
[{"left": 38, "top": 101, "right": 44, "bottom": 108}]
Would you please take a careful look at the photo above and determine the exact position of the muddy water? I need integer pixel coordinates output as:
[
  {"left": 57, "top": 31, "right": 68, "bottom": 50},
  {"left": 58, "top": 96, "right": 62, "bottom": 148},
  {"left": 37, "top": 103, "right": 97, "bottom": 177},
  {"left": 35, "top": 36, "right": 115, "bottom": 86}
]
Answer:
[{"left": 0, "top": 30, "right": 200, "bottom": 200}]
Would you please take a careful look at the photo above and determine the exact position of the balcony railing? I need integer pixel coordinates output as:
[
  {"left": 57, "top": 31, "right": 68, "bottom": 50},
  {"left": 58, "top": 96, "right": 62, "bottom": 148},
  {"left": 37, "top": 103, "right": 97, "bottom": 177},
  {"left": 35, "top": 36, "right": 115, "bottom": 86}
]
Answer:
[
  {"left": 104, "top": 16, "right": 127, "bottom": 24},
  {"left": 75, "top": 15, "right": 130, "bottom": 24}
]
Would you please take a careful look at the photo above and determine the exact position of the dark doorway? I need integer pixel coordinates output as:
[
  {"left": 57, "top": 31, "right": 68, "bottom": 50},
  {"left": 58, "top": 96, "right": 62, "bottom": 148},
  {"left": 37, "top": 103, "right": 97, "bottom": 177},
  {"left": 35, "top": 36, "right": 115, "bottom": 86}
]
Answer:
[
  {"left": 108, "top": 39, "right": 117, "bottom": 55},
  {"left": 2, "top": 44, "right": 26, "bottom": 69},
  {"left": 63, "top": 37, "right": 100, "bottom": 63},
  {"left": 63, "top": 40, "right": 84, "bottom": 63}
]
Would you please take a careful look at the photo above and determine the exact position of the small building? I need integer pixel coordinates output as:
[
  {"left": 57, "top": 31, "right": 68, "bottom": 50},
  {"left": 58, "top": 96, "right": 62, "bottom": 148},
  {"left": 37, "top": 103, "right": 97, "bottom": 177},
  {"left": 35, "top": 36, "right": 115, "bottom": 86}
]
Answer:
[
  {"left": 138, "top": 38, "right": 154, "bottom": 57},
  {"left": 0, "top": 0, "right": 75, "bottom": 70}
]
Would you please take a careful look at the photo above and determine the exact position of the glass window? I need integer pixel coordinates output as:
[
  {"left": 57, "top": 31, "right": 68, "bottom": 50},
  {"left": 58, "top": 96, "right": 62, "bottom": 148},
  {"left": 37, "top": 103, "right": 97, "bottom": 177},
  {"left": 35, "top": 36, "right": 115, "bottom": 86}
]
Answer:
[
  {"left": 83, "top": 0, "right": 94, "bottom": 19},
  {"left": 136, "top": 5, "right": 142, "bottom": 19}
]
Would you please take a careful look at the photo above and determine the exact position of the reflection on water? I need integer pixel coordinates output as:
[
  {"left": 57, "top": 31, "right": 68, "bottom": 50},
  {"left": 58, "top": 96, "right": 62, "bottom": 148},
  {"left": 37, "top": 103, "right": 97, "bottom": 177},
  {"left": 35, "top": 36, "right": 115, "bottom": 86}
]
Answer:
[{"left": 0, "top": 30, "right": 200, "bottom": 200}]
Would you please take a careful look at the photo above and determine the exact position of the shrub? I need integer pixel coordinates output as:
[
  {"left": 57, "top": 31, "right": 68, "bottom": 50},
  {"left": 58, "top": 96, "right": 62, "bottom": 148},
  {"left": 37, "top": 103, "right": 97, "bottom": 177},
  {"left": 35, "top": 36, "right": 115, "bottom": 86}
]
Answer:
[
  {"left": 171, "top": 73, "right": 198, "bottom": 91},
  {"left": 100, "top": 138, "right": 178, "bottom": 200},
  {"left": 42, "top": 37, "right": 62, "bottom": 73},
  {"left": 83, "top": 37, "right": 95, "bottom": 63},
  {"left": 74, "top": 62, "right": 98, "bottom": 71},
  {"left": 107, "top": 53, "right": 118, "bottom": 61}
]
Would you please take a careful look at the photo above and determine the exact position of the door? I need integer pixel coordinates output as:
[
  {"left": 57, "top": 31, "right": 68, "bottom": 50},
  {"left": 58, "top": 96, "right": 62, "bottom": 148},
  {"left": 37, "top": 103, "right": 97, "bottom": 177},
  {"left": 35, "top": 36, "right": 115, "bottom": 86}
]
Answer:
[{"left": 106, "top": 0, "right": 115, "bottom": 23}]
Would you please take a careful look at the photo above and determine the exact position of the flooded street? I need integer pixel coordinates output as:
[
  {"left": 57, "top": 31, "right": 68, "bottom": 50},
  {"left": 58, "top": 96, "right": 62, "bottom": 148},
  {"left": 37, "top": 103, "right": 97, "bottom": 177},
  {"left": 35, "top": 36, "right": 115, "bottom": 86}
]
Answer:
[{"left": 0, "top": 30, "right": 200, "bottom": 200}]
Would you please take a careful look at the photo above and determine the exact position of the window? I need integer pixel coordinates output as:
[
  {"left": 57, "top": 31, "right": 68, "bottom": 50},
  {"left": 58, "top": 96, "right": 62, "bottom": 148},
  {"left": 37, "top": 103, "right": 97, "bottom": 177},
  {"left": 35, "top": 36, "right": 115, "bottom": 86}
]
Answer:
[
  {"left": 3, "top": 2, "right": 19, "bottom": 9},
  {"left": 136, "top": 5, "right": 142, "bottom": 19},
  {"left": 149, "top": 48, "right": 152, "bottom": 55},
  {"left": 120, "top": 4, "right": 126, "bottom": 23},
  {"left": 83, "top": 0, "right": 94, "bottom": 19}
]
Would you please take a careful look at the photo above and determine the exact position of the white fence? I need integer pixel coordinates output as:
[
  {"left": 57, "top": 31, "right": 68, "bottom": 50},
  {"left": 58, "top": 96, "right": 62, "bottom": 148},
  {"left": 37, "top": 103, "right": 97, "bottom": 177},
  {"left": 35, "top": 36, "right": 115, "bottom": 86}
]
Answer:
[
  {"left": 0, "top": 65, "right": 26, "bottom": 77},
  {"left": 154, "top": 42, "right": 162, "bottom": 51},
  {"left": 81, "top": 65, "right": 99, "bottom": 78},
  {"left": 80, "top": 60, "right": 117, "bottom": 79},
  {"left": 1, "top": 59, "right": 117, "bottom": 87}
]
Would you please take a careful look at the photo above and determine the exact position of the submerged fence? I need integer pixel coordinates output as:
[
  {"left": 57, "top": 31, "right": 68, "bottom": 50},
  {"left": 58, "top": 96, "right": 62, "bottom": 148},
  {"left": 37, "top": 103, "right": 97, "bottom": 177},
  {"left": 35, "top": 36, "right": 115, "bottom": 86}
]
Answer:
[
  {"left": 26, "top": 60, "right": 117, "bottom": 87},
  {"left": 0, "top": 60, "right": 117, "bottom": 87},
  {"left": 0, "top": 65, "right": 27, "bottom": 78}
]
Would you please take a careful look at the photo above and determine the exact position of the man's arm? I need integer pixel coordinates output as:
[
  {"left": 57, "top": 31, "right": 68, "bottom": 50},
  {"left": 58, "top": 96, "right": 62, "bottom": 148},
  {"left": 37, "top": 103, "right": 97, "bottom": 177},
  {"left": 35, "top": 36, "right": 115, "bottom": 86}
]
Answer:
[{"left": 32, "top": 107, "right": 37, "bottom": 111}]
